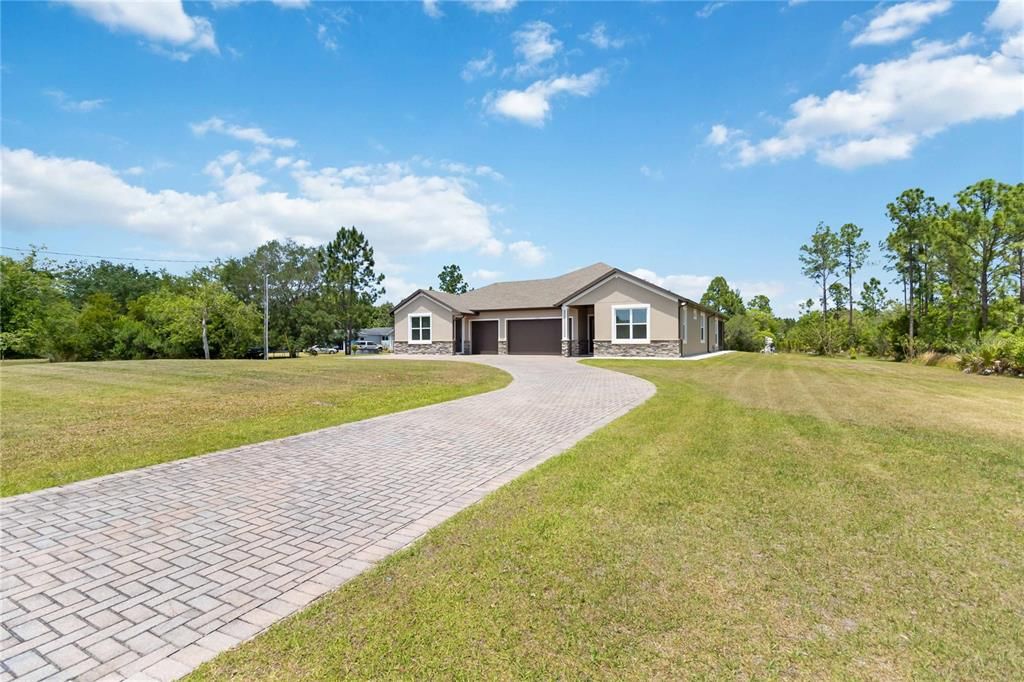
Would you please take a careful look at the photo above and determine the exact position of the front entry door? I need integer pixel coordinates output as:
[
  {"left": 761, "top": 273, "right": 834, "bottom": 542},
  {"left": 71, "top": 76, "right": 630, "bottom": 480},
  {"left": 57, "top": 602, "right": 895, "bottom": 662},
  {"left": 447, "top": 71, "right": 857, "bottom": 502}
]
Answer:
[{"left": 586, "top": 314, "right": 595, "bottom": 354}]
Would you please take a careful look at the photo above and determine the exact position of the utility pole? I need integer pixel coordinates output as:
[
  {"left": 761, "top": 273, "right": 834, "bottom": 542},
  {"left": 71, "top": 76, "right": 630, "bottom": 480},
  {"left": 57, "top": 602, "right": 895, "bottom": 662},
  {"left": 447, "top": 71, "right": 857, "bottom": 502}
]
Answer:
[{"left": 263, "top": 273, "right": 270, "bottom": 360}]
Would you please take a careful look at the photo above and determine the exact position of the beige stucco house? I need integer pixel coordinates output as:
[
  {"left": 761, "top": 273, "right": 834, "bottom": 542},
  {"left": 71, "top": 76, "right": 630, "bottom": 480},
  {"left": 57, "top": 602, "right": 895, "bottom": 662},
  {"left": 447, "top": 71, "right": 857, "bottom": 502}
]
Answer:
[{"left": 392, "top": 263, "right": 726, "bottom": 358}]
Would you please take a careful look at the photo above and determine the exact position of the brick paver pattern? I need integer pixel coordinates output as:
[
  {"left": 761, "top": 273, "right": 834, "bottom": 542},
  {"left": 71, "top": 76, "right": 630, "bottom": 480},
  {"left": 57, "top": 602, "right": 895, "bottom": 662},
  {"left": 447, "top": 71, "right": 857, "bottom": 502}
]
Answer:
[{"left": 1, "top": 357, "right": 653, "bottom": 681}]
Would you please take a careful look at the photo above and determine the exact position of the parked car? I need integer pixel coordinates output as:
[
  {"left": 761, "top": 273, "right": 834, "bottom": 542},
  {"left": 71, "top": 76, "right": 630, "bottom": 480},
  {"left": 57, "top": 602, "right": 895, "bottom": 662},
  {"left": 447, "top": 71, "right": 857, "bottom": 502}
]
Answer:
[
  {"left": 308, "top": 345, "right": 339, "bottom": 355},
  {"left": 351, "top": 340, "right": 383, "bottom": 353},
  {"left": 243, "top": 347, "right": 265, "bottom": 359}
]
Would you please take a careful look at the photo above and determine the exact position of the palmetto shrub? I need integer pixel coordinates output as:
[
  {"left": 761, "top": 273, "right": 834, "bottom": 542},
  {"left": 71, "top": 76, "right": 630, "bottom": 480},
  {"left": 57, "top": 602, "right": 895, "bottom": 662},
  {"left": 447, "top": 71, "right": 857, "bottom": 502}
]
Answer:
[{"left": 958, "top": 331, "right": 1024, "bottom": 376}]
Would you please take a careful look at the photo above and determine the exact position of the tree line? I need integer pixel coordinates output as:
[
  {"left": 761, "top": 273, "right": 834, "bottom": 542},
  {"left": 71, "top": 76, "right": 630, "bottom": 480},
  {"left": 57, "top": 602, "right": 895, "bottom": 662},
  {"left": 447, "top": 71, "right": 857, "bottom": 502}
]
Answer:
[
  {"left": 702, "top": 179, "right": 1024, "bottom": 374},
  {"left": 0, "top": 227, "right": 392, "bottom": 362}
]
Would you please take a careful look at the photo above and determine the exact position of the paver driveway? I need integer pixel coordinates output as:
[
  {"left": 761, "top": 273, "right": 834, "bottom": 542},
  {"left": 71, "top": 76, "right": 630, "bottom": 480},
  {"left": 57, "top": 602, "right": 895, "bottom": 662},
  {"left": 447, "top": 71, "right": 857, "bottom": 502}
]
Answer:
[{"left": 0, "top": 356, "right": 653, "bottom": 681}]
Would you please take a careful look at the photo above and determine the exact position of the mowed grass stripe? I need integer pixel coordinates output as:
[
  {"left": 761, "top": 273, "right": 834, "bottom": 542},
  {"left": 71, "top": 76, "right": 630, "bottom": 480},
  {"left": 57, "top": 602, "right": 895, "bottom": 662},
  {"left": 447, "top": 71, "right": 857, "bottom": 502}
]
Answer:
[
  {"left": 0, "top": 357, "right": 510, "bottom": 496},
  {"left": 190, "top": 354, "right": 1023, "bottom": 680}
]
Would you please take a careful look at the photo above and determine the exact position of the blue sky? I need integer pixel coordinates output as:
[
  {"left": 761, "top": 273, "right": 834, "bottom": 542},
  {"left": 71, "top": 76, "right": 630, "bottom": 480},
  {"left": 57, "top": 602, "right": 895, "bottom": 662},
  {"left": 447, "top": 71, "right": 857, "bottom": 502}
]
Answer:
[{"left": 2, "top": 0, "right": 1022, "bottom": 315}]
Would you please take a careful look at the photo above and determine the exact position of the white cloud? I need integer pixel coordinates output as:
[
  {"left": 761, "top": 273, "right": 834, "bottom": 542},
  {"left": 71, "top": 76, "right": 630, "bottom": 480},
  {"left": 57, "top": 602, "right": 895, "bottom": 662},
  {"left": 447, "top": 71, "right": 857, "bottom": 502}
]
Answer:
[
  {"left": 510, "top": 21, "right": 562, "bottom": 78},
  {"left": 439, "top": 161, "right": 504, "bottom": 181},
  {"left": 478, "top": 238, "right": 505, "bottom": 256},
  {"left": 461, "top": 50, "right": 496, "bottom": 81},
  {"left": 734, "top": 280, "right": 788, "bottom": 302},
  {"left": 485, "top": 69, "right": 605, "bottom": 126},
  {"left": 471, "top": 268, "right": 502, "bottom": 282},
  {"left": 474, "top": 165, "right": 504, "bottom": 181},
  {"left": 581, "top": 22, "right": 626, "bottom": 50},
  {"left": 122, "top": 166, "right": 145, "bottom": 176},
  {"left": 61, "top": 0, "right": 217, "bottom": 59},
  {"left": 316, "top": 24, "right": 338, "bottom": 51},
  {"left": 712, "top": 34, "right": 1024, "bottom": 169},
  {"left": 631, "top": 269, "right": 712, "bottom": 300},
  {"left": 706, "top": 124, "right": 739, "bottom": 146},
  {"left": 696, "top": 2, "right": 728, "bottom": 19},
  {"left": 507, "top": 240, "right": 547, "bottom": 266},
  {"left": 987, "top": 0, "right": 1024, "bottom": 32},
  {"left": 632, "top": 268, "right": 786, "bottom": 303},
  {"left": 639, "top": 165, "right": 663, "bottom": 181},
  {"left": 423, "top": 0, "right": 443, "bottom": 18},
  {"left": 986, "top": 0, "right": 1024, "bottom": 57},
  {"left": 212, "top": 0, "right": 309, "bottom": 9},
  {"left": 247, "top": 147, "right": 273, "bottom": 165},
  {"left": 1, "top": 147, "right": 502, "bottom": 260},
  {"left": 851, "top": 0, "right": 952, "bottom": 46},
  {"left": 43, "top": 89, "right": 106, "bottom": 113},
  {"left": 1003, "top": 31, "right": 1024, "bottom": 58},
  {"left": 382, "top": 274, "right": 423, "bottom": 303},
  {"left": 274, "top": 156, "right": 293, "bottom": 169},
  {"left": 815, "top": 134, "right": 917, "bottom": 169},
  {"left": 190, "top": 117, "right": 297, "bottom": 148},
  {"left": 466, "top": 0, "right": 517, "bottom": 14}
]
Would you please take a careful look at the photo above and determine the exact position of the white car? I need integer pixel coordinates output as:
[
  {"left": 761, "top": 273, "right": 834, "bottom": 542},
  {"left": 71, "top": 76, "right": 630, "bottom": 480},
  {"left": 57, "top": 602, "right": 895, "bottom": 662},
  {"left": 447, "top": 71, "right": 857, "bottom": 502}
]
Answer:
[
  {"left": 309, "top": 345, "right": 339, "bottom": 355},
  {"left": 351, "top": 340, "right": 383, "bottom": 353}
]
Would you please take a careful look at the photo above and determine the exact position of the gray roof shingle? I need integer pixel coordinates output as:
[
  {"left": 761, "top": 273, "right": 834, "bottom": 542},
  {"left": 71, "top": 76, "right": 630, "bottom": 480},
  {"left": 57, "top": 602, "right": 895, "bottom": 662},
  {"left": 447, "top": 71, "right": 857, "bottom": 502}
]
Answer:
[
  {"left": 392, "top": 262, "right": 724, "bottom": 317},
  {"left": 453, "top": 262, "right": 614, "bottom": 310}
]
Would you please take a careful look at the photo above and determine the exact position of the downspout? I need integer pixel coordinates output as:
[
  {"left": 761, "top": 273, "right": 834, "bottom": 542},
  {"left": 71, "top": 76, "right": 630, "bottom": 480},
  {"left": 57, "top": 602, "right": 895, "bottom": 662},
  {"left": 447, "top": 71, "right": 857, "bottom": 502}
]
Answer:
[{"left": 679, "top": 302, "right": 687, "bottom": 357}]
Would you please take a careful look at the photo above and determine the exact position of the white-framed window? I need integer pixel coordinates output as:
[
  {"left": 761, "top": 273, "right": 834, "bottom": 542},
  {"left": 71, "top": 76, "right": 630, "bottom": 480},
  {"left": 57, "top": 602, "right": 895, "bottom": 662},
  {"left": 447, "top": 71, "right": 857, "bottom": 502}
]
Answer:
[
  {"left": 682, "top": 308, "right": 688, "bottom": 343},
  {"left": 611, "top": 304, "right": 650, "bottom": 344},
  {"left": 700, "top": 313, "right": 706, "bottom": 343},
  {"left": 409, "top": 314, "right": 431, "bottom": 344}
]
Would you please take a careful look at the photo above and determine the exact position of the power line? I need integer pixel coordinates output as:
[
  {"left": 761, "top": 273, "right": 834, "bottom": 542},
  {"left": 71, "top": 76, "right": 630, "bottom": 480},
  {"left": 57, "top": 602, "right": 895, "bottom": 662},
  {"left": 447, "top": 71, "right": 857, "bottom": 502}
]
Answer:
[{"left": 0, "top": 246, "right": 213, "bottom": 264}]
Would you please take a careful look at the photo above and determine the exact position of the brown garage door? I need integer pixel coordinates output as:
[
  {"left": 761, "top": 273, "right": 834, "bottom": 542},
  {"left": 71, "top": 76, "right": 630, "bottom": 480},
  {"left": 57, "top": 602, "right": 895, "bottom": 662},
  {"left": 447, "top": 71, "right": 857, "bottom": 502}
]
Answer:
[
  {"left": 507, "top": 319, "right": 561, "bottom": 355},
  {"left": 471, "top": 320, "right": 498, "bottom": 354}
]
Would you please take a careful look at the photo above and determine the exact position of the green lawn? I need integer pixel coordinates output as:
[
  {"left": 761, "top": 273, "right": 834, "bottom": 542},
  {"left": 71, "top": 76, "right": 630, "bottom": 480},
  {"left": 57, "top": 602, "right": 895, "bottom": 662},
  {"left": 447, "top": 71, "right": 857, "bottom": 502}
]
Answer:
[
  {"left": 191, "top": 353, "right": 1023, "bottom": 680},
  {"left": 0, "top": 357, "right": 509, "bottom": 497}
]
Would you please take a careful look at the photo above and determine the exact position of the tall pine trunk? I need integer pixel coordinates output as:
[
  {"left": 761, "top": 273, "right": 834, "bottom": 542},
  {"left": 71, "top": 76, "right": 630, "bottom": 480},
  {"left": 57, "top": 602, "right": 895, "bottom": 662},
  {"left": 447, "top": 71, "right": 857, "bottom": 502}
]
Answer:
[
  {"left": 201, "top": 310, "right": 210, "bottom": 360},
  {"left": 980, "top": 264, "right": 989, "bottom": 333},
  {"left": 908, "top": 266, "right": 915, "bottom": 359},
  {"left": 978, "top": 236, "right": 995, "bottom": 334},
  {"left": 821, "top": 278, "right": 828, "bottom": 344},
  {"left": 847, "top": 268, "right": 854, "bottom": 332},
  {"left": 1018, "top": 247, "right": 1024, "bottom": 326}
]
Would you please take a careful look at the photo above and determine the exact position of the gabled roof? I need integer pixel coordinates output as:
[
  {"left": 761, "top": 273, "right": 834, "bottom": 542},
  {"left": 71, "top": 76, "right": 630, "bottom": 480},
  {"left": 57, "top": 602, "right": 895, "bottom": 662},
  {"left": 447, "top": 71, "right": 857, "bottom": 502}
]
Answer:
[
  {"left": 453, "top": 262, "right": 615, "bottom": 311},
  {"left": 359, "top": 327, "right": 394, "bottom": 336},
  {"left": 392, "top": 262, "right": 726, "bottom": 318},
  {"left": 557, "top": 268, "right": 722, "bottom": 317},
  {"left": 391, "top": 288, "right": 475, "bottom": 315}
]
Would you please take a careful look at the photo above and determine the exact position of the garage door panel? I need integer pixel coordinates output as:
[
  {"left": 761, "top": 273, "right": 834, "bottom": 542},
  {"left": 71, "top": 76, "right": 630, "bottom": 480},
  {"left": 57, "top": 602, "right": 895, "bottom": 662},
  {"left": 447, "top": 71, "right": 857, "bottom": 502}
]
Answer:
[
  {"left": 508, "top": 319, "right": 561, "bottom": 355},
  {"left": 471, "top": 320, "right": 498, "bottom": 354}
]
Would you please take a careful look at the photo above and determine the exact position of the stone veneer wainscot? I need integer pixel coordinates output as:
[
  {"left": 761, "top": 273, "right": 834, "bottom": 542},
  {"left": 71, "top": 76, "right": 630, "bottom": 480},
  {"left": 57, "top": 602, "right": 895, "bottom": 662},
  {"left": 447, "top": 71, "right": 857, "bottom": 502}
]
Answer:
[
  {"left": 393, "top": 341, "right": 454, "bottom": 355},
  {"left": 593, "top": 340, "right": 680, "bottom": 357}
]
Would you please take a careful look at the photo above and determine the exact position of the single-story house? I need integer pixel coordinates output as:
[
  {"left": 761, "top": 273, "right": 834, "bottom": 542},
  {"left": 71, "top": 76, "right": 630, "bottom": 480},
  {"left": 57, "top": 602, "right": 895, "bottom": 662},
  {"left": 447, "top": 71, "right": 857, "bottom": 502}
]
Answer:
[
  {"left": 357, "top": 327, "right": 394, "bottom": 350},
  {"left": 392, "top": 263, "right": 726, "bottom": 358}
]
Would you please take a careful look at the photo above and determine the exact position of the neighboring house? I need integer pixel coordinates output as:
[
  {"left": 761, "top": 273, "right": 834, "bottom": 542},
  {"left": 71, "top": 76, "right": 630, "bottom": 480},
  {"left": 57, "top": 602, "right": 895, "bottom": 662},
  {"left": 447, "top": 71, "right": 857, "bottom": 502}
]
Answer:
[
  {"left": 392, "top": 263, "right": 727, "bottom": 358},
  {"left": 358, "top": 327, "right": 394, "bottom": 350}
]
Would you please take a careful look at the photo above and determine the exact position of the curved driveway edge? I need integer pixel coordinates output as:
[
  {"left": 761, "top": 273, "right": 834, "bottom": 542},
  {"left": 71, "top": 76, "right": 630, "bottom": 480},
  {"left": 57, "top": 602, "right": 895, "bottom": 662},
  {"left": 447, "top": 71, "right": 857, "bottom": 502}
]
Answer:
[{"left": 0, "top": 356, "right": 653, "bottom": 682}]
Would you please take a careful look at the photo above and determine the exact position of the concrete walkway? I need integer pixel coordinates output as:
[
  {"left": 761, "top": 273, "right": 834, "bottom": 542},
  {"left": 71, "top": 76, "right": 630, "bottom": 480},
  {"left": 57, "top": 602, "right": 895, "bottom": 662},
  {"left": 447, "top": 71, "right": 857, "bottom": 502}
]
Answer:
[{"left": 0, "top": 357, "right": 653, "bottom": 681}]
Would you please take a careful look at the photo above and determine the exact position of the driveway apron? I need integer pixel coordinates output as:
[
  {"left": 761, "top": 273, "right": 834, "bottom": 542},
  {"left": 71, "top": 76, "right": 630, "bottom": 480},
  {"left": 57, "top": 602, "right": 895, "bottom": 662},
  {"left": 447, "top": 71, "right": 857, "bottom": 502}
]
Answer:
[{"left": 0, "top": 356, "right": 653, "bottom": 681}]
